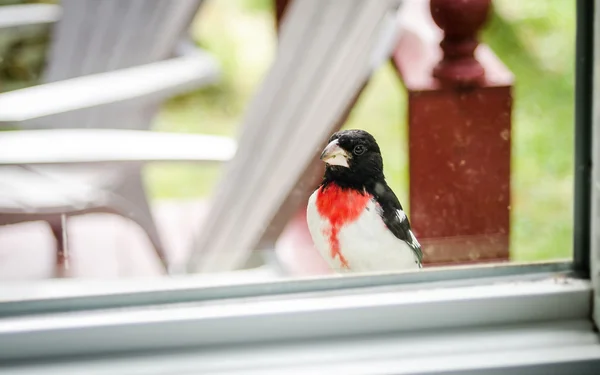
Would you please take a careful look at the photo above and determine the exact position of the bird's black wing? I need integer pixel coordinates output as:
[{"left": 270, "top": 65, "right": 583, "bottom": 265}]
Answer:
[{"left": 370, "top": 182, "right": 423, "bottom": 265}]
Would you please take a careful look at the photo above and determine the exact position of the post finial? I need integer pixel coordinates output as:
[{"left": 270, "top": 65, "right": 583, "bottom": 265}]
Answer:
[{"left": 430, "top": 0, "right": 492, "bottom": 86}]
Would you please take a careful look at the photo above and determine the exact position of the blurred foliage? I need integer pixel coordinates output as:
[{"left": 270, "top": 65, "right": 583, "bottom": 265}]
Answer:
[
  {"left": 481, "top": 0, "right": 575, "bottom": 262},
  {"left": 238, "top": 0, "right": 274, "bottom": 13},
  {"left": 0, "top": 0, "right": 57, "bottom": 92}
]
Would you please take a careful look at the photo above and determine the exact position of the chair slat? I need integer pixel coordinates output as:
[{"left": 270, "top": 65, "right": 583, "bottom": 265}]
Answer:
[{"left": 187, "top": 0, "right": 403, "bottom": 272}]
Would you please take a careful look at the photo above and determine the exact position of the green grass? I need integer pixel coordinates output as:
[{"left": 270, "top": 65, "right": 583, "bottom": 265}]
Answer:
[{"left": 147, "top": 0, "right": 576, "bottom": 262}]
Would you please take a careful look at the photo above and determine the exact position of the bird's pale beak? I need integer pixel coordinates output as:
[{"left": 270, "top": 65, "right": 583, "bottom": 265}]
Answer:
[{"left": 320, "top": 139, "right": 349, "bottom": 167}]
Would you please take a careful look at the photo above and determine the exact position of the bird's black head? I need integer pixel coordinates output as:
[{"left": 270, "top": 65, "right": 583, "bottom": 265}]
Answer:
[{"left": 320, "top": 129, "right": 384, "bottom": 190}]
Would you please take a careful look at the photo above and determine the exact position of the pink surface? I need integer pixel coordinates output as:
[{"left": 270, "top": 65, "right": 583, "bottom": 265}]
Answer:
[{"left": 0, "top": 199, "right": 331, "bottom": 280}]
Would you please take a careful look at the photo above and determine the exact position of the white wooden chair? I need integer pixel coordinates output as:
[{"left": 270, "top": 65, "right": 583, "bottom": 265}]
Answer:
[{"left": 0, "top": 0, "right": 235, "bottom": 275}]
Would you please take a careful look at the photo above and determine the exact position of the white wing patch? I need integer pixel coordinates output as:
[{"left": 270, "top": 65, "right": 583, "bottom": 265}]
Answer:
[
  {"left": 396, "top": 209, "right": 407, "bottom": 223},
  {"left": 396, "top": 209, "right": 420, "bottom": 248},
  {"left": 396, "top": 209, "right": 421, "bottom": 267},
  {"left": 408, "top": 228, "right": 420, "bottom": 248}
]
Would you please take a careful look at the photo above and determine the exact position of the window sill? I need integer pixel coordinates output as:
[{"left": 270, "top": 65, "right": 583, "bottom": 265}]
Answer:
[
  {"left": 0, "top": 260, "right": 573, "bottom": 317},
  {"left": 3, "top": 320, "right": 598, "bottom": 374},
  {"left": 0, "top": 275, "right": 596, "bottom": 372}
]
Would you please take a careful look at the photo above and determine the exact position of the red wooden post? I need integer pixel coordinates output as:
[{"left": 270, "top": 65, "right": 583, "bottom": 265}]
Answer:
[
  {"left": 393, "top": 0, "right": 514, "bottom": 265},
  {"left": 274, "top": 0, "right": 291, "bottom": 33}
]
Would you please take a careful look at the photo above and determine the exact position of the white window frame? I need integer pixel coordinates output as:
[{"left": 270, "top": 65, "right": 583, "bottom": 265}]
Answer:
[
  {"left": 0, "top": 271, "right": 597, "bottom": 374},
  {"left": 0, "top": 0, "right": 598, "bottom": 373}
]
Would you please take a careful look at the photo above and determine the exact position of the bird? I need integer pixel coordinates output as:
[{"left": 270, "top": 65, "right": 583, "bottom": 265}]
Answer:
[{"left": 306, "top": 129, "right": 423, "bottom": 273}]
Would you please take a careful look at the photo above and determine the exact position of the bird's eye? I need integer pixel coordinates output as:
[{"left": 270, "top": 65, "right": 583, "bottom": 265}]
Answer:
[{"left": 353, "top": 145, "right": 366, "bottom": 155}]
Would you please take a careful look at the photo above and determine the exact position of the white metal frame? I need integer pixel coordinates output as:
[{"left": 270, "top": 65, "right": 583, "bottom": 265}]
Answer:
[
  {"left": 0, "top": 272, "right": 598, "bottom": 373},
  {"left": 0, "top": 261, "right": 571, "bottom": 316}
]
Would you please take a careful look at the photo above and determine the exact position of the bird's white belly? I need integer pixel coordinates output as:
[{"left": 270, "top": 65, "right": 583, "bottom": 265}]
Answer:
[{"left": 307, "top": 192, "right": 419, "bottom": 273}]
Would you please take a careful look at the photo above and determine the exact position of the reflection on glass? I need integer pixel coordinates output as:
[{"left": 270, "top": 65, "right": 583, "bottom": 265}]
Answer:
[{"left": 0, "top": 0, "right": 575, "bottom": 282}]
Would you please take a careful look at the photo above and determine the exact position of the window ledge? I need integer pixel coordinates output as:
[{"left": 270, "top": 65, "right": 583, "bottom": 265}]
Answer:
[
  {"left": 3, "top": 320, "right": 599, "bottom": 375},
  {"left": 0, "top": 261, "right": 573, "bottom": 317},
  {"left": 0, "top": 276, "right": 595, "bottom": 369}
]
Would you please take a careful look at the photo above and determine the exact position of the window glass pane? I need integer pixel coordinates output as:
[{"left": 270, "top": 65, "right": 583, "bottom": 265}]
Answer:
[{"left": 0, "top": 0, "right": 577, "bottom": 294}]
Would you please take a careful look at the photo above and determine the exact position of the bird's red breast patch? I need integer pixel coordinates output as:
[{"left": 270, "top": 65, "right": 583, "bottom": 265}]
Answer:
[{"left": 316, "top": 183, "right": 371, "bottom": 269}]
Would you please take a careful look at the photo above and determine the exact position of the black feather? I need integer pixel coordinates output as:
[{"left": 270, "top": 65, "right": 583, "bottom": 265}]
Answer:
[{"left": 368, "top": 181, "right": 423, "bottom": 265}]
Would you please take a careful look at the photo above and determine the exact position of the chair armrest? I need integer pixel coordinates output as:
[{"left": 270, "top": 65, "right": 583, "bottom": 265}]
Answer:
[
  {"left": 0, "top": 47, "right": 220, "bottom": 124},
  {"left": 0, "top": 129, "right": 236, "bottom": 165},
  {"left": 0, "top": 4, "right": 60, "bottom": 29}
]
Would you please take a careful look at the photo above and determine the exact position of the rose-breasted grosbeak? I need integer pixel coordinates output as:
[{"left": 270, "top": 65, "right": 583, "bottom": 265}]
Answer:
[{"left": 306, "top": 129, "right": 423, "bottom": 273}]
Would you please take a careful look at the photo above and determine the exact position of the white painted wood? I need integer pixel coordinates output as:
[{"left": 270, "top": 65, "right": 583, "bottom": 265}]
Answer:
[
  {"left": 0, "top": 4, "right": 60, "bottom": 29},
  {"left": 0, "top": 166, "right": 105, "bottom": 211},
  {"left": 0, "top": 50, "right": 219, "bottom": 124},
  {"left": 0, "top": 129, "right": 236, "bottom": 165}
]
